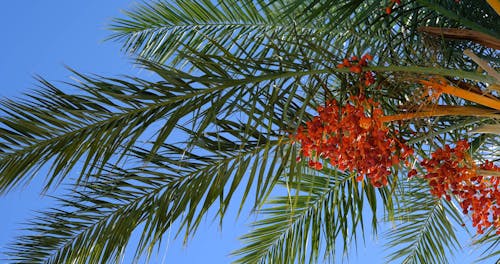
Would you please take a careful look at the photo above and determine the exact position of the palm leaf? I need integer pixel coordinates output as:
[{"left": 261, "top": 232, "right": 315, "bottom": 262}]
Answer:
[
  {"left": 385, "top": 178, "right": 463, "bottom": 264},
  {"left": 109, "top": 0, "right": 297, "bottom": 65},
  {"left": 473, "top": 230, "right": 500, "bottom": 263},
  {"left": 5, "top": 120, "right": 288, "bottom": 263},
  {"left": 110, "top": 0, "right": 499, "bottom": 71},
  {"left": 0, "top": 48, "right": 327, "bottom": 194},
  {"left": 233, "top": 164, "right": 395, "bottom": 264}
]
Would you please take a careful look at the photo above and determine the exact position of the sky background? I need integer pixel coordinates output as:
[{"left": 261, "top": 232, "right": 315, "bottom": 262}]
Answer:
[{"left": 0, "top": 1, "right": 492, "bottom": 264}]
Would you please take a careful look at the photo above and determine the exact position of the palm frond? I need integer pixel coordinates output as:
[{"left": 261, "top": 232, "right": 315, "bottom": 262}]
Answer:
[
  {"left": 385, "top": 178, "right": 463, "bottom": 264},
  {"left": 109, "top": 0, "right": 298, "bottom": 64},
  {"left": 0, "top": 66, "right": 229, "bottom": 192},
  {"left": 0, "top": 73, "right": 174, "bottom": 192},
  {"left": 473, "top": 229, "right": 500, "bottom": 263},
  {"left": 5, "top": 119, "right": 288, "bottom": 263},
  {"left": 110, "top": 0, "right": 499, "bottom": 72},
  {"left": 0, "top": 47, "right": 327, "bottom": 194},
  {"left": 233, "top": 164, "right": 395, "bottom": 264},
  {"left": 6, "top": 165, "right": 171, "bottom": 264}
]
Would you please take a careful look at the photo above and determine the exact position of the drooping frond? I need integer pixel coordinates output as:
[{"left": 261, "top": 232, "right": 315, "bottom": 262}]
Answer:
[
  {"left": 5, "top": 121, "right": 289, "bottom": 263},
  {"left": 473, "top": 229, "right": 500, "bottom": 263},
  {"left": 0, "top": 72, "right": 179, "bottom": 193},
  {"left": 233, "top": 164, "right": 396, "bottom": 264},
  {"left": 0, "top": 47, "right": 325, "bottom": 194},
  {"left": 6, "top": 165, "right": 174, "bottom": 264},
  {"left": 385, "top": 178, "right": 463, "bottom": 264}
]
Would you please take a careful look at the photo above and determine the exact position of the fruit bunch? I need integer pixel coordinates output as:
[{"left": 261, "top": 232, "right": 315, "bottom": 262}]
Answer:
[
  {"left": 337, "top": 54, "right": 375, "bottom": 86},
  {"left": 293, "top": 95, "right": 413, "bottom": 187},
  {"left": 409, "top": 141, "right": 500, "bottom": 234}
]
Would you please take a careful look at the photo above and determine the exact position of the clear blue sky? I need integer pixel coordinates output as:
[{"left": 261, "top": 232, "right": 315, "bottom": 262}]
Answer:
[{"left": 0, "top": 1, "right": 489, "bottom": 263}]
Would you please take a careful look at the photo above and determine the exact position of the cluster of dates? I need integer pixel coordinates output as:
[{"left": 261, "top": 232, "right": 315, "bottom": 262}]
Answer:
[
  {"left": 292, "top": 54, "right": 499, "bottom": 235},
  {"left": 292, "top": 95, "right": 413, "bottom": 187},
  {"left": 336, "top": 54, "right": 375, "bottom": 86},
  {"left": 409, "top": 141, "right": 500, "bottom": 234}
]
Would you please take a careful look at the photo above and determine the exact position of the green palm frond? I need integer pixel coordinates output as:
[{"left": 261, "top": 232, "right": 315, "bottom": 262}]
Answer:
[
  {"left": 0, "top": 73, "right": 172, "bottom": 192},
  {"left": 233, "top": 165, "right": 395, "bottom": 264},
  {"left": 110, "top": 0, "right": 403, "bottom": 65},
  {"left": 0, "top": 48, "right": 318, "bottom": 194},
  {"left": 0, "top": 66, "right": 227, "bottom": 192},
  {"left": 385, "top": 178, "right": 463, "bottom": 264},
  {"left": 110, "top": 0, "right": 499, "bottom": 70},
  {"left": 109, "top": 0, "right": 295, "bottom": 64},
  {"left": 6, "top": 166, "right": 171, "bottom": 264},
  {"left": 5, "top": 120, "right": 288, "bottom": 263},
  {"left": 473, "top": 229, "right": 500, "bottom": 263}
]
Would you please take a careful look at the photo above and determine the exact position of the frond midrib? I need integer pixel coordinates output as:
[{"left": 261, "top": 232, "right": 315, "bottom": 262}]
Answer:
[
  {"left": 111, "top": 22, "right": 322, "bottom": 38},
  {"left": 402, "top": 200, "right": 443, "bottom": 264}
]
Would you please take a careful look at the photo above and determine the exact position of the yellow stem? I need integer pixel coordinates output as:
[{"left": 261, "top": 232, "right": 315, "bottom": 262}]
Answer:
[
  {"left": 420, "top": 78, "right": 500, "bottom": 111},
  {"left": 486, "top": 0, "right": 500, "bottom": 15}
]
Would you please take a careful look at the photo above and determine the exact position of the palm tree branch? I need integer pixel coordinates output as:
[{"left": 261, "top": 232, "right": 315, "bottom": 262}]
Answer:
[
  {"left": 6, "top": 119, "right": 289, "bottom": 263},
  {"left": 385, "top": 179, "right": 463, "bottom": 264},
  {"left": 233, "top": 166, "right": 394, "bottom": 264}
]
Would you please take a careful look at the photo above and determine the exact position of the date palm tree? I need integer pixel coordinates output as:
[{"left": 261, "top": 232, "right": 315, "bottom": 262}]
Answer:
[{"left": 1, "top": 0, "right": 499, "bottom": 263}]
